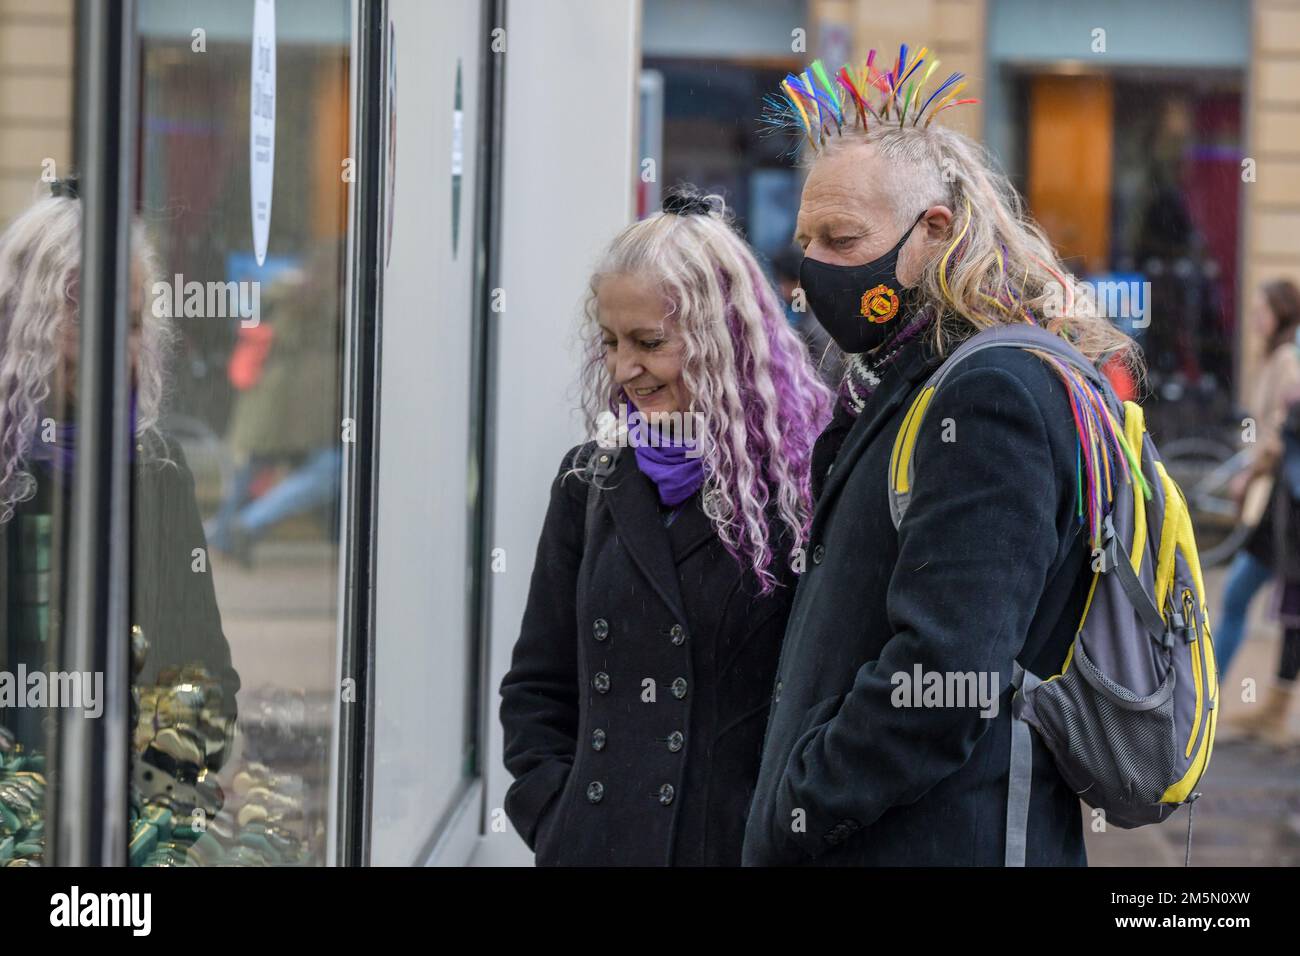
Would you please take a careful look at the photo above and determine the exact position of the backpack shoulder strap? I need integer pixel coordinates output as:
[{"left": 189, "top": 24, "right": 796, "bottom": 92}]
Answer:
[{"left": 888, "top": 324, "right": 1114, "bottom": 530}]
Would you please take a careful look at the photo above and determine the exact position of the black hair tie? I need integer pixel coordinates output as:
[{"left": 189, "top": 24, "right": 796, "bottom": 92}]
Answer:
[
  {"left": 50, "top": 174, "right": 80, "bottom": 199},
  {"left": 662, "top": 191, "right": 713, "bottom": 217}
]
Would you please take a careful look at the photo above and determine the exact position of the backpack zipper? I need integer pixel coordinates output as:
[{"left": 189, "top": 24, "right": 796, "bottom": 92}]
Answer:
[{"left": 1182, "top": 588, "right": 1205, "bottom": 759}]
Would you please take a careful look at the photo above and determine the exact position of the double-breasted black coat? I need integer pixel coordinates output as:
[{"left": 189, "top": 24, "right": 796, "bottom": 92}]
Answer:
[
  {"left": 743, "top": 333, "right": 1090, "bottom": 866},
  {"left": 499, "top": 442, "right": 797, "bottom": 866},
  {"left": 1, "top": 437, "right": 240, "bottom": 746}
]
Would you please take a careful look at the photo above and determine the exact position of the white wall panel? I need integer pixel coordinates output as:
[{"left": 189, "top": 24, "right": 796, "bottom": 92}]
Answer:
[{"left": 370, "top": 0, "right": 483, "bottom": 866}]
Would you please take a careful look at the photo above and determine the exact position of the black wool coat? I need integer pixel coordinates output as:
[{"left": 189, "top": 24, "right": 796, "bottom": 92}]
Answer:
[
  {"left": 1, "top": 438, "right": 240, "bottom": 740},
  {"left": 131, "top": 439, "right": 241, "bottom": 715},
  {"left": 499, "top": 442, "right": 797, "bottom": 866},
  {"left": 743, "top": 334, "right": 1090, "bottom": 867}
]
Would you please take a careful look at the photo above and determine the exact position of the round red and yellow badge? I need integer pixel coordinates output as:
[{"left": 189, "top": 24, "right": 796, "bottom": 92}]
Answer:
[{"left": 860, "top": 284, "right": 900, "bottom": 323}]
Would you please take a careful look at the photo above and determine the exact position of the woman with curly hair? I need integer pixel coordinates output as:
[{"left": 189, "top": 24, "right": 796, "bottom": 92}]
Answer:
[{"left": 499, "top": 189, "right": 833, "bottom": 866}]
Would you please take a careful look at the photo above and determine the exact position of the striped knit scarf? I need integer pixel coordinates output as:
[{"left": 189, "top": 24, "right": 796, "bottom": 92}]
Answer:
[{"left": 838, "top": 306, "right": 937, "bottom": 416}]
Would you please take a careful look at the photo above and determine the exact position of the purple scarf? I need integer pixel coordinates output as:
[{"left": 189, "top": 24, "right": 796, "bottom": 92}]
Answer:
[
  {"left": 626, "top": 403, "right": 705, "bottom": 507},
  {"left": 28, "top": 394, "right": 140, "bottom": 474}
]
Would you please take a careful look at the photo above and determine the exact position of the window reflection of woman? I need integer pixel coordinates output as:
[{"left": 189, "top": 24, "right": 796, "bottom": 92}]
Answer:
[
  {"left": 0, "top": 186, "right": 240, "bottom": 864},
  {"left": 1, "top": 192, "right": 165, "bottom": 501}
]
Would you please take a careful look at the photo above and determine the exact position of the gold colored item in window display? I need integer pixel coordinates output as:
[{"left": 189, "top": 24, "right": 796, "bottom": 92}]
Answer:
[
  {"left": 0, "top": 727, "right": 46, "bottom": 865},
  {"left": 128, "top": 631, "right": 314, "bottom": 865}
]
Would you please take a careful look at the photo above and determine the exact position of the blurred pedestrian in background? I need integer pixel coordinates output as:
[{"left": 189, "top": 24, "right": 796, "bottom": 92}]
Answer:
[
  {"left": 1215, "top": 280, "right": 1300, "bottom": 687},
  {"left": 206, "top": 241, "right": 344, "bottom": 568},
  {"left": 1224, "top": 366, "right": 1300, "bottom": 748}
]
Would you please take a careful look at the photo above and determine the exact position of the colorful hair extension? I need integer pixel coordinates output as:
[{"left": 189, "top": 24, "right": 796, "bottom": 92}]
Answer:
[
  {"left": 938, "top": 196, "right": 974, "bottom": 303},
  {"left": 1032, "top": 252, "right": 1075, "bottom": 316},
  {"left": 763, "top": 44, "right": 980, "bottom": 149},
  {"left": 1037, "top": 353, "right": 1150, "bottom": 551}
]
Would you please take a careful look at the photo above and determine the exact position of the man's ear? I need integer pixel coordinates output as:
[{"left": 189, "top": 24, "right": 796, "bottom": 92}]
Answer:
[{"left": 921, "top": 204, "right": 953, "bottom": 241}]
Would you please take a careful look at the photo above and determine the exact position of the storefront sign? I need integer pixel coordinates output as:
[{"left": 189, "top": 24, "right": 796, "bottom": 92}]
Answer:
[{"left": 250, "top": 0, "right": 277, "bottom": 267}]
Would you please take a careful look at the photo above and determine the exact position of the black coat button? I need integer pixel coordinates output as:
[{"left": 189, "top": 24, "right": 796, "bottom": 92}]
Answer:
[
  {"left": 658, "top": 783, "right": 675, "bottom": 806},
  {"left": 812, "top": 544, "right": 825, "bottom": 564},
  {"left": 592, "top": 728, "right": 606, "bottom": 751},
  {"left": 593, "top": 671, "right": 610, "bottom": 693},
  {"left": 669, "top": 624, "right": 685, "bottom": 645},
  {"left": 587, "top": 781, "right": 604, "bottom": 803},
  {"left": 593, "top": 618, "right": 609, "bottom": 641},
  {"left": 825, "top": 818, "right": 861, "bottom": 844},
  {"left": 667, "top": 730, "right": 684, "bottom": 752},
  {"left": 671, "top": 677, "right": 688, "bottom": 700}
]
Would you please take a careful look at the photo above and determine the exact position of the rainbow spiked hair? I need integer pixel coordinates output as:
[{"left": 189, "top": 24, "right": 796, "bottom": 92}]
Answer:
[
  {"left": 764, "top": 44, "right": 979, "bottom": 150},
  {"left": 764, "top": 48, "right": 1149, "bottom": 552}
]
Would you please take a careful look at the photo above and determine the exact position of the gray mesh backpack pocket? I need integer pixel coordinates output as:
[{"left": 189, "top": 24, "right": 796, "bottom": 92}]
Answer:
[{"left": 1027, "top": 636, "right": 1178, "bottom": 814}]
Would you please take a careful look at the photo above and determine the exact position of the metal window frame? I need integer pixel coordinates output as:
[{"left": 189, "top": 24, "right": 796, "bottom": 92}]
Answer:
[
  {"left": 335, "top": 0, "right": 505, "bottom": 867},
  {"left": 332, "top": 0, "right": 387, "bottom": 867},
  {"left": 51, "top": 0, "right": 395, "bottom": 868},
  {"left": 469, "top": 0, "right": 506, "bottom": 846},
  {"left": 52, "top": 0, "right": 138, "bottom": 867}
]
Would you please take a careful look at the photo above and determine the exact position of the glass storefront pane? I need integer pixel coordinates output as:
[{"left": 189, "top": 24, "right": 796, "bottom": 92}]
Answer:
[{"left": 128, "top": 0, "right": 351, "bottom": 867}]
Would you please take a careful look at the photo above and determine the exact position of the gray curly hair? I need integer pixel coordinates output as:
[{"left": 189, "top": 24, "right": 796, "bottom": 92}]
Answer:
[{"left": 0, "top": 189, "right": 172, "bottom": 524}]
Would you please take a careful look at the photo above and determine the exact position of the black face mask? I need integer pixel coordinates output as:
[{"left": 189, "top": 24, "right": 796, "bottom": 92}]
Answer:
[{"left": 799, "top": 212, "right": 926, "bottom": 354}]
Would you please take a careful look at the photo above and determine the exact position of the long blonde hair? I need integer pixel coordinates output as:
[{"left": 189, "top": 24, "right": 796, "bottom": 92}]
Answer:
[
  {"left": 0, "top": 190, "right": 172, "bottom": 523},
  {"left": 580, "top": 195, "right": 833, "bottom": 593},
  {"left": 819, "top": 124, "right": 1141, "bottom": 372}
]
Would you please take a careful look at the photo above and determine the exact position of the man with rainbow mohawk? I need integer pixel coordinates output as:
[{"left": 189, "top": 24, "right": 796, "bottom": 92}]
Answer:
[{"left": 743, "top": 44, "right": 1139, "bottom": 866}]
